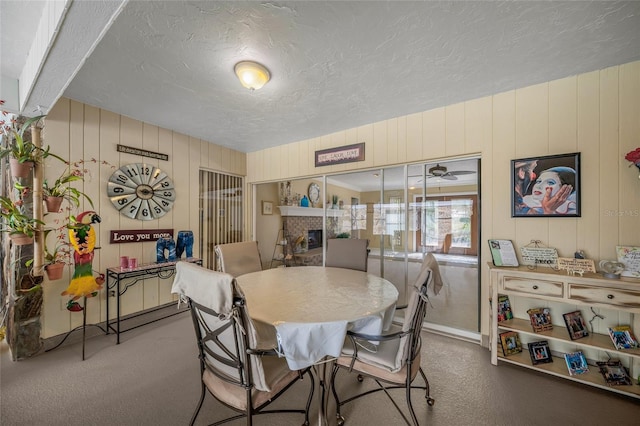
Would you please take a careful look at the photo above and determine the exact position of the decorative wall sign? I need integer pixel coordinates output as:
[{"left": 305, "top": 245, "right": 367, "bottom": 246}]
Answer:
[
  {"left": 520, "top": 247, "right": 558, "bottom": 267},
  {"left": 511, "top": 152, "right": 580, "bottom": 217},
  {"left": 315, "top": 143, "right": 365, "bottom": 167},
  {"left": 556, "top": 257, "right": 596, "bottom": 273},
  {"left": 117, "top": 144, "right": 169, "bottom": 161},
  {"left": 110, "top": 229, "right": 174, "bottom": 244}
]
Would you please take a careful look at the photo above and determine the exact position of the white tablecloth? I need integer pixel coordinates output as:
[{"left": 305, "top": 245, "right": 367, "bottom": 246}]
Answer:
[{"left": 236, "top": 266, "right": 398, "bottom": 370}]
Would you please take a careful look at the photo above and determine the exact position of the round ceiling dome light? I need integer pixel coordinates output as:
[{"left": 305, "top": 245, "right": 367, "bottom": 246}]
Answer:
[{"left": 234, "top": 61, "right": 271, "bottom": 90}]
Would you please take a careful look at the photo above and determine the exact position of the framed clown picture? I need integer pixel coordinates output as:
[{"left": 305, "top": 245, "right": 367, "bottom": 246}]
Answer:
[{"left": 511, "top": 152, "right": 581, "bottom": 217}]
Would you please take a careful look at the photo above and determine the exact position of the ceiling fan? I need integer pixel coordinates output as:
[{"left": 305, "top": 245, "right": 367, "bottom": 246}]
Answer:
[{"left": 425, "top": 164, "right": 475, "bottom": 180}]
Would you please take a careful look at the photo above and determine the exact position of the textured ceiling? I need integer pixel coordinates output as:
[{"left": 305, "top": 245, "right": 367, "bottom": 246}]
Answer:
[{"left": 2, "top": 1, "right": 640, "bottom": 154}]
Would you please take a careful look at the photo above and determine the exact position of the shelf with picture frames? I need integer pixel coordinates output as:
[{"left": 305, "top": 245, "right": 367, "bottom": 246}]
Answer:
[{"left": 488, "top": 263, "right": 640, "bottom": 399}]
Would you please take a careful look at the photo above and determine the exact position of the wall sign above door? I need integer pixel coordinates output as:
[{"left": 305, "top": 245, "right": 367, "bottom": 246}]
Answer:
[{"left": 315, "top": 142, "right": 365, "bottom": 167}]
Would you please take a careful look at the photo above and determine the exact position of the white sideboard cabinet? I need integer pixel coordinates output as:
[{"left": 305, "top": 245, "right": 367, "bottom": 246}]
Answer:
[{"left": 489, "top": 264, "right": 640, "bottom": 399}]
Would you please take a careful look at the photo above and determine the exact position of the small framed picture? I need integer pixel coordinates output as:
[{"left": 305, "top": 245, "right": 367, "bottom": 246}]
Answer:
[
  {"left": 527, "top": 307, "right": 553, "bottom": 332},
  {"left": 511, "top": 152, "right": 580, "bottom": 217},
  {"left": 262, "top": 200, "right": 273, "bottom": 215},
  {"left": 563, "top": 310, "right": 589, "bottom": 340},
  {"left": 528, "top": 340, "right": 553, "bottom": 365},
  {"left": 499, "top": 331, "right": 522, "bottom": 356}
]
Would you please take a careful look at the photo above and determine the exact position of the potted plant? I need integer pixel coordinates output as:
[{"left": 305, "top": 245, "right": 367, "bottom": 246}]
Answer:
[
  {"left": 42, "top": 230, "right": 71, "bottom": 280},
  {"left": 0, "top": 102, "right": 63, "bottom": 178},
  {"left": 42, "top": 167, "right": 94, "bottom": 212},
  {"left": 0, "top": 196, "right": 45, "bottom": 245}
]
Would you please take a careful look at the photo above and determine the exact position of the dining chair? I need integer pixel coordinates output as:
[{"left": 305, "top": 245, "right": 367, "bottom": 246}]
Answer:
[
  {"left": 171, "top": 262, "right": 314, "bottom": 426},
  {"left": 214, "top": 241, "right": 263, "bottom": 277},
  {"left": 329, "top": 253, "right": 437, "bottom": 426},
  {"left": 325, "top": 238, "right": 369, "bottom": 272}
]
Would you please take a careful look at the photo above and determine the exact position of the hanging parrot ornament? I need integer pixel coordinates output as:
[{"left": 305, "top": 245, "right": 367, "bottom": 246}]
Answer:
[{"left": 62, "top": 211, "right": 105, "bottom": 310}]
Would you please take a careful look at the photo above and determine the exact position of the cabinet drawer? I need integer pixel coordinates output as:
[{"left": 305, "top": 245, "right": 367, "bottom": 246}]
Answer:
[
  {"left": 568, "top": 284, "right": 640, "bottom": 309},
  {"left": 502, "top": 276, "right": 563, "bottom": 298}
]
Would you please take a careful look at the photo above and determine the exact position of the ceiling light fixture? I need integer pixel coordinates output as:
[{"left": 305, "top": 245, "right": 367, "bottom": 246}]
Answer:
[{"left": 234, "top": 61, "right": 270, "bottom": 91}]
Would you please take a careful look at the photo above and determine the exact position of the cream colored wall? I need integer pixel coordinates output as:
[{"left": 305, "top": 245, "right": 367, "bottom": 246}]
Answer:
[
  {"left": 247, "top": 61, "right": 640, "bottom": 343},
  {"left": 40, "top": 98, "right": 246, "bottom": 338}
]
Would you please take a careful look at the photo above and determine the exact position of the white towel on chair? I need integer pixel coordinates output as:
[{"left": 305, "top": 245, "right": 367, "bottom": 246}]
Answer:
[
  {"left": 171, "top": 262, "right": 235, "bottom": 316},
  {"left": 275, "top": 320, "right": 348, "bottom": 370}
]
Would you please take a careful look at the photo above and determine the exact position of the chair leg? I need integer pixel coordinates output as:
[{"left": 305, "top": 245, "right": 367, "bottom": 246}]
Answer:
[
  {"left": 418, "top": 367, "right": 434, "bottom": 406},
  {"left": 405, "top": 383, "right": 419, "bottom": 426},
  {"left": 190, "top": 382, "right": 206, "bottom": 426}
]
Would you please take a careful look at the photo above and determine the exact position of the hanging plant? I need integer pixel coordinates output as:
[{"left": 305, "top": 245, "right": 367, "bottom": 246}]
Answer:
[{"left": 0, "top": 101, "right": 63, "bottom": 167}]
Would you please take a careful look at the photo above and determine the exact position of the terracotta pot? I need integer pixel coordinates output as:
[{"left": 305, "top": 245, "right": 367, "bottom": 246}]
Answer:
[
  {"left": 9, "top": 232, "right": 34, "bottom": 246},
  {"left": 45, "top": 262, "right": 65, "bottom": 281},
  {"left": 45, "top": 196, "right": 64, "bottom": 213},
  {"left": 9, "top": 158, "right": 34, "bottom": 179}
]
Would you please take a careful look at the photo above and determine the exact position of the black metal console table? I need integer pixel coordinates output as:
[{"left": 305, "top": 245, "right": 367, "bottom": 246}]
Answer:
[{"left": 105, "top": 258, "right": 202, "bottom": 343}]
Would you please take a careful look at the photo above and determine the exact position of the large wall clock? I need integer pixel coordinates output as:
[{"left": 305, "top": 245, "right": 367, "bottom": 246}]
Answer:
[{"left": 107, "top": 163, "right": 176, "bottom": 220}]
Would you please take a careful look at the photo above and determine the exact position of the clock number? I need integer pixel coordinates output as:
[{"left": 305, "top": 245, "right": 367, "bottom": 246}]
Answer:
[
  {"left": 154, "top": 206, "right": 162, "bottom": 214},
  {"left": 161, "top": 200, "right": 169, "bottom": 207},
  {"left": 161, "top": 181, "right": 170, "bottom": 188},
  {"left": 142, "top": 208, "right": 149, "bottom": 217},
  {"left": 163, "top": 191, "right": 173, "bottom": 197},
  {"left": 142, "top": 166, "right": 150, "bottom": 175},
  {"left": 113, "top": 186, "right": 124, "bottom": 193},
  {"left": 129, "top": 204, "right": 138, "bottom": 214},
  {"left": 118, "top": 198, "right": 129, "bottom": 206},
  {"left": 116, "top": 174, "right": 128, "bottom": 184},
  {"left": 127, "top": 168, "right": 139, "bottom": 178}
]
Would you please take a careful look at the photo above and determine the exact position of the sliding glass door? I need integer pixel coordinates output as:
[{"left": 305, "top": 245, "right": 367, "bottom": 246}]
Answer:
[{"left": 252, "top": 157, "right": 480, "bottom": 335}]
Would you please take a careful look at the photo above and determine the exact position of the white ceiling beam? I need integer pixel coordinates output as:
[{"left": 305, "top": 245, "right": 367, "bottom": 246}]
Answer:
[{"left": 20, "top": 0, "right": 128, "bottom": 115}]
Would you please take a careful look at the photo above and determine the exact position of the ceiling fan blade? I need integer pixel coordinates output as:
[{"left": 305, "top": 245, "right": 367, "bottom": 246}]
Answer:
[
  {"left": 441, "top": 174, "right": 458, "bottom": 180},
  {"left": 447, "top": 170, "right": 475, "bottom": 176}
]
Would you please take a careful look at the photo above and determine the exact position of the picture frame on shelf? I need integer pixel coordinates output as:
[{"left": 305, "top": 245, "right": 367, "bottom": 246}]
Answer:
[
  {"left": 528, "top": 340, "right": 553, "bottom": 365},
  {"left": 564, "top": 351, "right": 589, "bottom": 376},
  {"left": 596, "top": 360, "right": 632, "bottom": 386},
  {"left": 527, "top": 307, "right": 553, "bottom": 332},
  {"left": 607, "top": 325, "right": 639, "bottom": 350},
  {"left": 496, "top": 294, "right": 514, "bottom": 322},
  {"left": 499, "top": 331, "right": 522, "bottom": 356},
  {"left": 563, "top": 310, "right": 589, "bottom": 340},
  {"left": 262, "top": 200, "right": 273, "bottom": 215},
  {"left": 615, "top": 246, "right": 640, "bottom": 278},
  {"left": 488, "top": 239, "right": 519, "bottom": 267},
  {"left": 511, "top": 152, "right": 581, "bottom": 217}
]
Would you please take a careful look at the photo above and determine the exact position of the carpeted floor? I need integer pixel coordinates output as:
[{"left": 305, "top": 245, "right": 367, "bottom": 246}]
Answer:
[{"left": 1, "top": 312, "right": 638, "bottom": 425}]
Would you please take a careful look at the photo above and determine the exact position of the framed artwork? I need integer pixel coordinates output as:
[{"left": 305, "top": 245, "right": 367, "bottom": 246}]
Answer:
[
  {"left": 563, "top": 310, "right": 589, "bottom": 340},
  {"left": 511, "top": 152, "right": 580, "bottom": 217},
  {"left": 528, "top": 340, "right": 553, "bottom": 365},
  {"left": 262, "top": 200, "right": 273, "bottom": 215}
]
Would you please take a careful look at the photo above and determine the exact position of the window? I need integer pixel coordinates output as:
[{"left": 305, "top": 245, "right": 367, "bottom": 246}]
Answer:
[{"left": 417, "top": 195, "right": 477, "bottom": 256}]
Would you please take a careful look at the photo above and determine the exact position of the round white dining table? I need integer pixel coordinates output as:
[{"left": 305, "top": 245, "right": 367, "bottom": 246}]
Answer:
[
  {"left": 236, "top": 266, "right": 398, "bottom": 426},
  {"left": 237, "top": 266, "right": 398, "bottom": 329}
]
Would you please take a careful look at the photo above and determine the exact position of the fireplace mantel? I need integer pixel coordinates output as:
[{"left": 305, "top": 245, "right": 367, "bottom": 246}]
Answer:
[{"left": 278, "top": 206, "right": 342, "bottom": 217}]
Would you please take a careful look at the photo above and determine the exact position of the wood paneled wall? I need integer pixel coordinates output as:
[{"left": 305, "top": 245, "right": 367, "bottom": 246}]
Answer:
[
  {"left": 247, "top": 61, "right": 640, "bottom": 340},
  {"left": 40, "top": 98, "right": 245, "bottom": 338}
]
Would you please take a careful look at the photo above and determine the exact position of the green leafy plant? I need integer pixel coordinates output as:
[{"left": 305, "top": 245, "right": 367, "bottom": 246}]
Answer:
[
  {"left": 0, "top": 101, "right": 63, "bottom": 164},
  {"left": 42, "top": 167, "right": 94, "bottom": 208},
  {"left": 25, "top": 228, "right": 71, "bottom": 268},
  {"left": 0, "top": 196, "right": 44, "bottom": 237}
]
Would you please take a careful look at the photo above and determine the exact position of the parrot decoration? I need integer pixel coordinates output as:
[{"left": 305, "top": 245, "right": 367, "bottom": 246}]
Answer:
[{"left": 62, "top": 211, "right": 105, "bottom": 311}]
